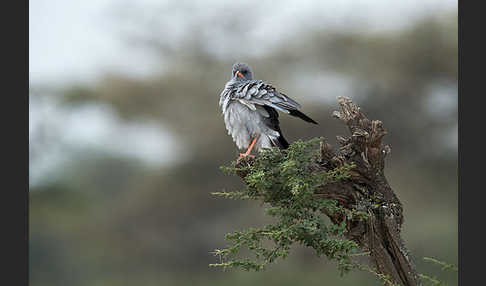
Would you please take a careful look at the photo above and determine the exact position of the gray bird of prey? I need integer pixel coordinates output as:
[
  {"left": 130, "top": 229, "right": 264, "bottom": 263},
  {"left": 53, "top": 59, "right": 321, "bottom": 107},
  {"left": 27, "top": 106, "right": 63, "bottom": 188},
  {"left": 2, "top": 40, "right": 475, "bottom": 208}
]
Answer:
[{"left": 219, "top": 62, "right": 318, "bottom": 158}]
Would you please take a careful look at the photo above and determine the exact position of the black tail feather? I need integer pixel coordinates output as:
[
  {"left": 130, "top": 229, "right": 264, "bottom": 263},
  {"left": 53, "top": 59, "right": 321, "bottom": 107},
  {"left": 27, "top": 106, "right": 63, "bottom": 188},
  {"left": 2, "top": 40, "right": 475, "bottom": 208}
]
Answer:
[
  {"left": 288, "top": 109, "right": 318, "bottom": 124},
  {"left": 277, "top": 134, "right": 289, "bottom": 149},
  {"left": 270, "top": 134, "right": 289, "bottom": 150}
]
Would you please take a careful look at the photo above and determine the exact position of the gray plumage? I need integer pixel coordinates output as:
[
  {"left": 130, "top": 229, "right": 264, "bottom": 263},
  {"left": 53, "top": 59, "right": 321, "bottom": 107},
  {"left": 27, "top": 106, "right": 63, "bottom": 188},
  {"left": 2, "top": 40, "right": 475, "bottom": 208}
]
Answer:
[{"left": 219, "top": 62, "right": 317, "bottom": 153}]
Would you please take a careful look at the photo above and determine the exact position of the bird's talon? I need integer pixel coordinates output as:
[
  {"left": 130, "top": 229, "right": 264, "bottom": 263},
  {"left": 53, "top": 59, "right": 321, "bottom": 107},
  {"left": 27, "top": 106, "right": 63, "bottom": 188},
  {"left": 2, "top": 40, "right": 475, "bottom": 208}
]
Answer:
[{"left": 239, "top": 153, "right": 255, "bottom": 159}]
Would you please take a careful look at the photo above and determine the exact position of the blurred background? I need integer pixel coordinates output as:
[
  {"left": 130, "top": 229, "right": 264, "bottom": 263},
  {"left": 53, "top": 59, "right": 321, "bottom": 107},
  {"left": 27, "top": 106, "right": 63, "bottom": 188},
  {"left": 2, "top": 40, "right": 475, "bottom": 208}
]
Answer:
[{"left": 29, "top": 0, "right": 457, "bottom": 285}]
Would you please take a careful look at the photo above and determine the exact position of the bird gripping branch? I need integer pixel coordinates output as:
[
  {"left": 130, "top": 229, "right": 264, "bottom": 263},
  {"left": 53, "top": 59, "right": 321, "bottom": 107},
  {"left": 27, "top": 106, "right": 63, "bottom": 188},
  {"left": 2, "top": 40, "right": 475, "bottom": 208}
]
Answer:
[{"left": 219, "top": 62, "right": 317, "bottom": 158}]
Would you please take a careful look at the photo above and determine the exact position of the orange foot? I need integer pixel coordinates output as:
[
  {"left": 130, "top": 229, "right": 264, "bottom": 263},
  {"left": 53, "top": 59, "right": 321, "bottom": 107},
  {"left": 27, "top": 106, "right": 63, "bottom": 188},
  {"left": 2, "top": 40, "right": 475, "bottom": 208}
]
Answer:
[
  {"left": 239, "top": 153, "right": 255, "bottom": 159},
  {"left": 238, "top": 137, "right": 258, "bottom": 159}
]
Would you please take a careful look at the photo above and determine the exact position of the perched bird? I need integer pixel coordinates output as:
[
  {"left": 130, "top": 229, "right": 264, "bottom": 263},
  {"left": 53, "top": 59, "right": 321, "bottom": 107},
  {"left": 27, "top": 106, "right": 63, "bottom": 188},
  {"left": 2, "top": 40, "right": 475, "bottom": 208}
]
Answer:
[{"left": 219, "top": 62, "right": 317, "bottom": 158}]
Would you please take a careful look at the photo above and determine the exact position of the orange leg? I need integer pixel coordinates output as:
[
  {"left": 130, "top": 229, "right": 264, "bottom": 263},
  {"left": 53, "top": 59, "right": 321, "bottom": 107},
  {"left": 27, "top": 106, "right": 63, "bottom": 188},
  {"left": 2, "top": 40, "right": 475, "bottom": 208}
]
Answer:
[{"left": 240, "top": 137, "right": 258, "bottom": 158}]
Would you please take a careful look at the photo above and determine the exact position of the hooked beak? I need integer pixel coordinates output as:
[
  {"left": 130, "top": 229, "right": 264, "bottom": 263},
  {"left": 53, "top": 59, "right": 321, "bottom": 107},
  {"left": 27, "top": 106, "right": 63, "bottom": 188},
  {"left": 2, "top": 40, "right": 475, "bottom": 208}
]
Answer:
[{"left": 236, "top": 71, "right": 245, "bottom": 79}]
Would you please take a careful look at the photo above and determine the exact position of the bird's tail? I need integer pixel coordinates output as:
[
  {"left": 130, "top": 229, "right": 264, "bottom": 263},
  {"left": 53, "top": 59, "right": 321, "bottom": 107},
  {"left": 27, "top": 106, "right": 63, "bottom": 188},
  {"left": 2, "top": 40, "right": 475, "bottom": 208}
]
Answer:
[
  {"left": 271, "top": 133, "right": 289, "bottom": 150},
  {"left": 288, "top": 109, "right": 318, "bottom": 124}
]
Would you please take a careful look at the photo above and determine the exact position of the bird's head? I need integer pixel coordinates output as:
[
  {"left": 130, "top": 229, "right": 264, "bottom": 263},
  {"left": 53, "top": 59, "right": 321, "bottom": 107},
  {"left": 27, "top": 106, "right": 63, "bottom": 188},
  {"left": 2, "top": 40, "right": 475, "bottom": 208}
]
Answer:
[{"left": 231, "top": 62, "right": 253, "bottom": 81}]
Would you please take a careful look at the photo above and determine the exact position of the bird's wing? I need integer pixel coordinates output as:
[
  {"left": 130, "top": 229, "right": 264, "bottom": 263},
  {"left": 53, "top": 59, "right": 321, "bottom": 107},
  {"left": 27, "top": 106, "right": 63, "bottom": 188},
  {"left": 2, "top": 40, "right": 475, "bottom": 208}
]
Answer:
[{"left": 231, "top": 80, "right": 301, "bottom": 114}]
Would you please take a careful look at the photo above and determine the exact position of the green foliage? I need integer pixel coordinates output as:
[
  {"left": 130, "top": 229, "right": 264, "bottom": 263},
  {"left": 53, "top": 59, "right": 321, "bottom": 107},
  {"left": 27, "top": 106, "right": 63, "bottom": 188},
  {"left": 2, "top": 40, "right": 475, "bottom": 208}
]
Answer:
[
  {"left": 419, "top": 257, "right": 458, "bottom": 286},
  {"left": 353, "top": 256, "right": 458, "bottom": 286},
  {"left": 418, "top": 274, "right": 446, "bottom": 286},
  {"left": 422, "top": 257, "right": 457, "bottom": 272},
  {"left": 211, "top": 138, "right": 360, "bottom": 274},
  {"left": 354, "top": 264, "right": 400, "bottom": 286}
]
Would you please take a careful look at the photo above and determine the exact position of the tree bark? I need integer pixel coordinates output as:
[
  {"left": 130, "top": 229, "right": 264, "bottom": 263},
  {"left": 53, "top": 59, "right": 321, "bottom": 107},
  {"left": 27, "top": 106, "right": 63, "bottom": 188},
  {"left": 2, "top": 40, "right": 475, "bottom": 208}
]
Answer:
[{"left": 238, "top": 97, "right": 421, "bottom": 286}]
